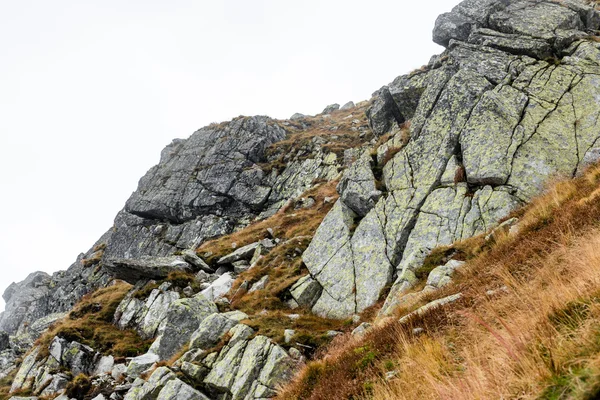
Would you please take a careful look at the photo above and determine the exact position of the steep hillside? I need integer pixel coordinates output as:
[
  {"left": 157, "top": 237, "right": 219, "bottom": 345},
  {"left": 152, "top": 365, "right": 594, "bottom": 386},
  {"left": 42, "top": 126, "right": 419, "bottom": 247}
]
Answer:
[
  {"left": 278, "top": 161, "right": 600, "bottom": 400},
  {"left": 3, "top": 0, "right": 600, "bottom": 399}
]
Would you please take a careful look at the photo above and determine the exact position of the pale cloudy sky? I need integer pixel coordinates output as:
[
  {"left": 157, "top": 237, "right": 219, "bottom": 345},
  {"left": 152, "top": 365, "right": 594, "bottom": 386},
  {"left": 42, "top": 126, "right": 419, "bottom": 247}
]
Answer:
[{"left": 0, "top": 0, "right": 461, "bottom": 311}]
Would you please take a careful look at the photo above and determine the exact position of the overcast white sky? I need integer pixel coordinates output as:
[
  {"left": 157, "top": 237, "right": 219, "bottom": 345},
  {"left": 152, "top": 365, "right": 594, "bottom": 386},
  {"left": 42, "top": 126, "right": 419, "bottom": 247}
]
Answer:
[{"left": 0, "top": 0, "right": 461, "bottom": 311}]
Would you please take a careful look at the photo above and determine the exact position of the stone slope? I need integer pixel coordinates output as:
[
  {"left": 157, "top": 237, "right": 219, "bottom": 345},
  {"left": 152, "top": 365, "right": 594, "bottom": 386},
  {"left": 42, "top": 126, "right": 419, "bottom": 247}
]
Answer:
[
  {"left": 4, "top": 0, "right": 600, "bottom": 399},
  {"left": 303, "top": 0, "right": 600, "bottom": 319}
]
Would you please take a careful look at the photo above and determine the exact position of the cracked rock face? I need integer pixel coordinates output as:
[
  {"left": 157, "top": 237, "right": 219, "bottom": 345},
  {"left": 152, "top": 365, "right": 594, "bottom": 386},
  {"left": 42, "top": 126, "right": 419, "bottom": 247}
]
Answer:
[{"left": 306, "top": 0, "right": 600, "bottom": 319}]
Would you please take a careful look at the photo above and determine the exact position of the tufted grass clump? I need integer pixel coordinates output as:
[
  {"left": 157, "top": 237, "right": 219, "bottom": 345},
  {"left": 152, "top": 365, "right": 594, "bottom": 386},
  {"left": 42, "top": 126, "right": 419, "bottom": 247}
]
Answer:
[{"left": 65, "top": 373, "right": 91, "bottom": 399}]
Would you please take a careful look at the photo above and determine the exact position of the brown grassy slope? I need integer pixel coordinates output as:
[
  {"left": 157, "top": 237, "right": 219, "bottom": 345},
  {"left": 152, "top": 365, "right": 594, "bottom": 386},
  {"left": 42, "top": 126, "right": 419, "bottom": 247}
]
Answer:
[
  {"left": 197, "top": 181, "right": 339, "bottom": 265},
  {"left": 35, "top": 281, "right": 152, "bottom": 360},
  {"left": 277, "top": 164, "right": 600, "bottom": 400}
]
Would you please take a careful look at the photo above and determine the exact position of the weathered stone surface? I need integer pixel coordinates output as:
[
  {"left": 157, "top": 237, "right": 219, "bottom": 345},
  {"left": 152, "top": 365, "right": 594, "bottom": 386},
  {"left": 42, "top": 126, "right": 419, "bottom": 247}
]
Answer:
[
  {"left": 387, "top": 70, "right": 430, "bottom": 121},
  {"left": 148, "top": 294, "right": 217, "bottom": 360},
  {"left": 366, "top": 87, "right": 404, "bottom": 136},
  {"left": 189, "top": 311, "right": 247, "bottom": 350},
  {"left": 322, "top": 103, "right": 340, "bottom": 114},
  {"left": 249, "top": 275, "right": 270, "bottom": 293},
  {"left": 303, "top": 0, "right": 600, "bottom": 319},
  {"left": 103, "top": 256, "right": 192, "bottom": 283},
  {"left": 433, "top": 0, "right": 510, "bottom": 47},
  {"left": 126, "top": 353, "right": 160, "bottom": 378},
  {"left": 340, "top": 101, "right": 355, "bottom": 110},
  {"left": 426, "top": 260, "right": 465, "bottom": 289},
  {"left": 157, "top": 378, "right": 211, "bottom": 400},
  {"left": 303, "top": 200, "right": 357, "bottom": 318},
  {"left": 115, "top": 286, "right": 180, "bottom": 339},
  {"left": 217, "top": 242, "right": 261, "bottom": 265},
  {"left": 204, "top": 335, "right": 293, "bottom": 400},
  {"left": 290, "top": 112, "right": 306, "bottom": 120},
  {"left": 399, "top": 293, "right": 463, "bottom": 324},
  {"left": 199, "top": 273, "right": 234, "bottom": 302},
  {"left": 123, "top": 366, "right": 177, "bottom": 400},
  {"left": 337, "top": 152, "right": 380, "bottom": 217},
  {"left": 182, "top": 250, "right": 214, "bottom": 273},
  {"left": 460, "top": 85, "right": 529, "bottom": 185},
  {"left": 289, "top": 275, "right": 322, "bottom": 309},
  {"left": 0, "top": 331, "right": 9, "bottom": 351}
]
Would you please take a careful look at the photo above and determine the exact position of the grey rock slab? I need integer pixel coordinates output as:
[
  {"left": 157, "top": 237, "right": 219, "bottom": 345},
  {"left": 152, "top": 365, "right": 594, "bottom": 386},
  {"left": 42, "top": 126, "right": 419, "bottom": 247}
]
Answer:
[
  {"left": 104, "top": 256, "right": 193, "bottom": 284},
  {"left": 123, "top": 366, "right": 177, "bottom": 400},
  {"left": 366, "top": 87, "right": 404, "bottom": 136},
  {"left": 289, "top": 275, "right": 322, "bottom": 309},
  {"left": 126, "top": 353, "right": 159, "bottom": 378},
  {"left": 399, "top": 293, "right": 463, "bottom": 324},
  {"left": 322, "top": 103, "right": 340, "bottom": 114},
  {"left": 199, "top": 273, "right": 234, "bottom": 301},
  {"left": 433, "top": 0, "right": 510, "bottom": 47},
  {"left": 460, "top": 85, "right": 529, "bottom": 186},
  {"left": 290, "top": 113, "right": 306, "bottom": 120},
  {"left": 337, "top": 153, "right": 380, "bottom": 217},
  {"left": 95, "top": 355, "right": 115, "bottom": 376},
  {"left": 148, "top": 294, "right": 218, "bottom": 360},
  {"left": 181, "top": 250, "right": 214, "bottom": 273},
  {"left": 426, "top": 260, "right": 466, "bottom": 289},
  {"left": 189, "top": 312, "right": 246, "bottom": 350},
  {"left": 157, "top": 378, "right": 211, "bottom": 400},
  {"left": 490, "top": 1, "right": 584, "bottom": 41},
  {"left": 340, "top": 101, "right": 355, "bottom": 110},
  {"left": 217, "top": 242, "right": 262, "bottom": 265},
  {"left": 249, "top": 275, "right": 270, "bottom": 293}
]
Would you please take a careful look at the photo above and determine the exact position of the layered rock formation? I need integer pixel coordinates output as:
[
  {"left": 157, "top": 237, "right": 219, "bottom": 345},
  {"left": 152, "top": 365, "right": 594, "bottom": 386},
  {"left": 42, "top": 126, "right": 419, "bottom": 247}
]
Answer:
[
  {"left": 303, "top": 0, "right": 600, "bottom": 318},
  {"left": 3, "top": 0, "right": 600, "bottom": 399}
]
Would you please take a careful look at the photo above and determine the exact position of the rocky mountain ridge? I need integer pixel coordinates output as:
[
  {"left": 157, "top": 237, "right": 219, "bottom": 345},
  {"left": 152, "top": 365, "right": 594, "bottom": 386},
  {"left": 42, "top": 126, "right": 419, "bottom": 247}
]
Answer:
[{"left": 4, "top": 0, "right": 600, "bottom": 399}]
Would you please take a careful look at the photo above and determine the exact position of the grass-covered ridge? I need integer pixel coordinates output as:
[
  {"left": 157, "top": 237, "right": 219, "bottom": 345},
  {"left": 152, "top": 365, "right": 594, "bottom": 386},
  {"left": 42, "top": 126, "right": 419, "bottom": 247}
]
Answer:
[{"left": 277, "top": 164, "right": 600, "bottom": 399}]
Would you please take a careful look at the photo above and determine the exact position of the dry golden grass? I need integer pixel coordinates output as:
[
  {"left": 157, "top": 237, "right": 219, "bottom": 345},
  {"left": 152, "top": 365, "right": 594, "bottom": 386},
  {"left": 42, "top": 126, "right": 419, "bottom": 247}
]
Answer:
[
  {"left": 278, "top": 164, "right": 600, "bottom": 400},
  {"left": 35, "top": 281, "right": 152, "bottom": 360},
  {"left": 262, "top": 103, "right": 373, "bottom": 173},
  {"left": 197, "top": 180, "right": 339, "bottom": 265}
]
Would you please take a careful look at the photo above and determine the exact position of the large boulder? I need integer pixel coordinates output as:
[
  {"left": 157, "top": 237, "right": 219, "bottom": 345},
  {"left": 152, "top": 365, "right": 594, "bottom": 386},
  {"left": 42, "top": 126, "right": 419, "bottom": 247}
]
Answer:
[
  {"left": 148, "top": 294, "right": 218, "bottom": 360},
  {"left": 189, "top": 311, "right": 247, "bottom": 350}
]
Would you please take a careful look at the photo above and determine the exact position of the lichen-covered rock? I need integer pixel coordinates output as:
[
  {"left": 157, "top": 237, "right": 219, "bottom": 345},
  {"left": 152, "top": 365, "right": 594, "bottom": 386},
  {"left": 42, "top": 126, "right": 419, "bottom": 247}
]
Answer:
[
  {"left": 10, "top": 347, "right": 40, "bottom": 393},
  {"left": 189, "top": 311, "right": 247, "bottom": 350},
  {"left": 301, "top": 0, "right": 600, "bottom": 319},
  {"left": 199, "top": 273, "right": 234, "bottom": 302},
  {"left": 204, "top": 335, "right": 294, "bottom": 400},
  {"left": 426, "top": 260, "right": 466, "bottom": 289},
  {"left": 126, "top": 353, "right": 160, "bottom": 378},
  {"left": 289, "top": 275, "right": 322, "bottom": 309},
  {"left": 123, "top": 366, "right": 177, "bottom": 400},
  {"left": 157, "top": 378, "right": 211, "bottom": 400},
  {"left": 322, "top": 103, "right": 340, "bottom": 114},
  {"left": 114, "top": 284, "right": 180, "bottom": 339},
  {"left": 148, "top": 294, "right": 218, "bottom": 360},
  {"left": 337, "top": 152, "right": 380, "bottom": 217}
]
